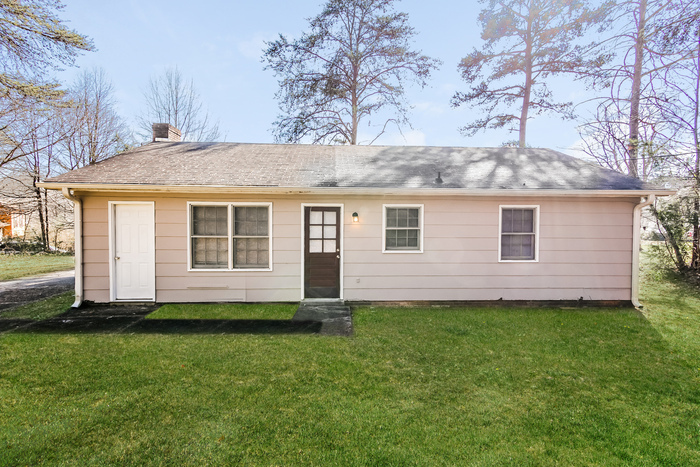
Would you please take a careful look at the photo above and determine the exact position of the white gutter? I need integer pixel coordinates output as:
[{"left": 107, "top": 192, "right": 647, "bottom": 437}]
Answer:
[
  {"left": 37, "top": 182, "right": 676, "bottom": 198},
  {"left": 632, "top": 194, "right": 655, "bottom": 308},
  {"left": 61, "top": 188, "right": 83, "bottom": 308}
]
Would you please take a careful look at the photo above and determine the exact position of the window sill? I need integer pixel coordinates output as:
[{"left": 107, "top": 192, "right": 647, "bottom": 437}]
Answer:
[
  {"left": 382, "top": 250, "right": 424, "bottom": 254},
  {"left": 498, "top": 259, "right": 539, "bottom": 263},
  {"left": 188, "top": 268, "right": 273, "bottom": 272}
]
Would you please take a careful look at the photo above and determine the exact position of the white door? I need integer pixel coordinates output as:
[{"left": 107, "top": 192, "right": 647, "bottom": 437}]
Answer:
[{"left": 113, "top": 203, "right": 155, "bottom": 300}]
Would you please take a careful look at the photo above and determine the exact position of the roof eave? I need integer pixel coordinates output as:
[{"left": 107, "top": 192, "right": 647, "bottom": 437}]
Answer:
[{"left": 38, "top": 182, "right": 676, "bottom": 197}]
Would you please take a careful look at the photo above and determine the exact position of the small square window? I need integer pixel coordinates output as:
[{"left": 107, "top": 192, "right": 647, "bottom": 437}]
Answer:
[
  {"left": 384, "top": 206, "right": 422, "bottom": 252},
  {"left": 500, "top": 207, "right": 538, "bottom": 261}
]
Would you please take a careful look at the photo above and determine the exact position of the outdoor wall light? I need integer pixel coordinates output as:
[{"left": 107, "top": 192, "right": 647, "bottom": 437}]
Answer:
[{"left": 352, "top": 212, "right": 359, "bottom": 223}]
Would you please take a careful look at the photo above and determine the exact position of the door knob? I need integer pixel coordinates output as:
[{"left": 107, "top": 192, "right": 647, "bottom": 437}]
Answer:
[{"left": 114, "top": 257, "right": 120, "bottom": 260}]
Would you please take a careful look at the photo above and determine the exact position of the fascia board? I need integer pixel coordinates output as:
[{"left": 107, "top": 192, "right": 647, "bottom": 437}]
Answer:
[{"left": 37, "top": 182, "right": 676, "bottom": 198}]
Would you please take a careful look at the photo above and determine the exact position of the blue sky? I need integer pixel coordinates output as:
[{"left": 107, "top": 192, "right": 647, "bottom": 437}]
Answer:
[{"left": 58, "top": 0, "right": 592, "bottom": 155}]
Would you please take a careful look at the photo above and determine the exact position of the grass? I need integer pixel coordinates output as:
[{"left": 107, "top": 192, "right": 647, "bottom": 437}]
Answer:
[
  {"left": 0, "top": 263, "right": 699, "bottom": 465},
  {"left": 0, "top": 291, "right": 73, "bottom": 320},
  {"left": 146, "top": 302, "right": 298, "bottom": 320},
  {"left": 0, "top": 254, "right": 74, "bottom": 281}
]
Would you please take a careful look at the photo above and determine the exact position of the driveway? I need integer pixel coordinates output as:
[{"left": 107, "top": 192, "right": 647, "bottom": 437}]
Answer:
[{"left": 0, "top": 270, "right": 75, "bottom": 311}]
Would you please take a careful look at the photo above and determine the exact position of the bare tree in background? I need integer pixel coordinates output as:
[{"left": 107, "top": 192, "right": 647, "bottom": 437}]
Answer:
[
  {"left": 263, "top": 0, "right": 439, "bottom": 145},
  {"left": 1, "top": 104, "right": 75, "bottom": 250},
  {"left": 578, "top": 0, "right": 689, "bottom": 178},
  {"left": 137, "top": 66, "right": 220, "bottom": 142},
  {"left": 648, "top": 10, "right": 700, "bottom": 272},
  {"left": 451, "top": 0, "right": 610, "bottom": 148},
  {"left": 60, "top": 67, "right": 131, "bottom": 170},
  {"left": 580, "top": 0, "right": 700, "bottom": 275}
]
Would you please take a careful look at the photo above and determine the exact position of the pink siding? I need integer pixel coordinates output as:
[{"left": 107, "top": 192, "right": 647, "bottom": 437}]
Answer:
[{"left": 78, "top": 192, "right": 637, "bottom": 303}]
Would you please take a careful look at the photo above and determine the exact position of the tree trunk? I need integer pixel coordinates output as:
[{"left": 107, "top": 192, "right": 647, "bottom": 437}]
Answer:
[
  {"left": 691, "top": 38, "right": 700, "bottom": 270},
  {"left": 34, "top": 180, "right": 47, "bottom": 249},
  {"left": 519, "top": 16, "right": 534, "bottom": 149},
  {"left": 350, "top": 62, "right": 359, "bottom": 145},
  {"left": 627, "top": 0, "right": 647, "bottom": 179}
]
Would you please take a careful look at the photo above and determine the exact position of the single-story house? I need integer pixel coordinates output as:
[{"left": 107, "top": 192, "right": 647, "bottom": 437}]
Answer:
[{"left": 39, "top": 124, "right": 672, "bottom": 308}]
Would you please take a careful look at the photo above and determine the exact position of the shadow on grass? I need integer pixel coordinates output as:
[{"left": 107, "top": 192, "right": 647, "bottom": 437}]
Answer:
[{"left": 10, "top": 317, "right": 322, "bottom": 335}]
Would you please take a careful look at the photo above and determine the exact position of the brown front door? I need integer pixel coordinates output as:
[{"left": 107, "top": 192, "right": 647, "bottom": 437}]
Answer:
[{"left": 304, "top": 206, "right": 341, "bottom": 298}]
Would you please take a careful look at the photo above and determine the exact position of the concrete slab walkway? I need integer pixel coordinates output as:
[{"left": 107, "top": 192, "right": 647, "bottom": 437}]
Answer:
[
  {"left": 292, "top": 300, "right": 353, "bottom": 336},
  {"left": 2, "top": 300, "right": 352, "bottom": 336}
]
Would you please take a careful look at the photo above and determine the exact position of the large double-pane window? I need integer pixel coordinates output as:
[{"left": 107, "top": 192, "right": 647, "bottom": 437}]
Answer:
[
  {"left": 384, "top": 205, "right": 423, "bottom": 252},
  {"left": 500, "top": 206, "right": 538, "bottom": 261},
  {"left": 190, "top": 203, "right": 271, "bottom": 270}
]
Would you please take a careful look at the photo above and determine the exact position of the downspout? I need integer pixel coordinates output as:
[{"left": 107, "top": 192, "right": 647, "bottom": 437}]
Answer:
[
  {"left": 632, "top": 194, "right": 655, "bottom": 308},
  {"left": 62, "top": 188, "right": 83, "bottom": 308}
]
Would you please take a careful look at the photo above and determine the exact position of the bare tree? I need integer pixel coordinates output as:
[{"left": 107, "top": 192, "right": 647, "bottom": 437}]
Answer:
[
  {"left": 581, "top": 1, "right": 700, "bottom": 274},
  {"left": 451, "top": 0, "right": 610, "bottom": 148},
  {"left": 649, "top": 10, "right": 700, "bottom": 271},
  {"left": 1, "top": 105, "right": 74, "bottom": 250},
  {"left": 579, "top": 0, "right": 691, "bottom": 178},
  {"left": 578, "top": 97, "right": 671, "bottom": 181},
  {"left": 137, "top": 66, "right": 220, "bottom": 142},
  {"left": 263, "top": 0, "right": 440, "bottom": 145},
  {"left": 60, "top": 67, "right": 131, "bottom": 170}
]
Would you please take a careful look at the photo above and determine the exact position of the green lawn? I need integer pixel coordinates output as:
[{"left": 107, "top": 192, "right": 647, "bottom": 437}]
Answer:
[
  {"left": 0, "top": 254, "right": 74, "bottom": 281},
  {"left": 146, "top": 302, "right": 298, "bottom": 320},
  {"left": 1, "top": 268, "right": 699, "bottom": 465},
  {"left": 0, "top": 291, "right": 74, "bottom": 320}
]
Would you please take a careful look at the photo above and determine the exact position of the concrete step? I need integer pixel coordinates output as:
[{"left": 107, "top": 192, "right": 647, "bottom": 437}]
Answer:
[{"left": 292, "top": 299, "right": 353, "bottom": 336}]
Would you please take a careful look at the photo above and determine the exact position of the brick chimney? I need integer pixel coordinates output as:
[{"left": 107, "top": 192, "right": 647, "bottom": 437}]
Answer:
[{"left": 152, "top": 123, "right": 182, "bottom": 142}]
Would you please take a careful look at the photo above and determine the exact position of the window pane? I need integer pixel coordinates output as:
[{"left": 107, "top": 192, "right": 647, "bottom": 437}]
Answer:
[
  {"left": 309, "top": 240, "right": 323, "bottom": 252},
  {"left": 502, "top": 209, "right": 513, "bottom": 233},
  {"left": 396, "top": 230, "right": 408, "bottom": 247},
  {"left": 234, "top": 238, "right": 269, "bottom": 268},
  {"left": 397, "top": 208, "right": 408, "bottom": 227},
  {"left": 192, "top": 237, "right": 228, "bottom": 268},
  {"left": 192, "top": 206, "right": 227, "bottom": 236},
  {"left": 522, "top": 209, "right": 534, "bottom": 232},
  {"left": 310, "top": 226, "right": 323, "bottom": 239},
  {"left": 310, "top": 211, "right": 322, "bottom": 224},
  {"left": 386, "top": 208, "right": 398, "bottom": 227},
  {"left": 408, "top": 209, "right": 419, "bottom": 228},
  {"left": 385, "top": 228, "right": 420, "bottom": 250},
  {"left": 324, "top": 211, "right": 336, "bottom": 225},
  {"left": 407, "top": 229, "right": 419, "bottom": 248},
  {"left": 521, "top": 235, "right": 534, "bottom": 258},
  {"left": 324, "top": 225, "right": 336, "bottom": 239},
  {"left": 323, "top": 239, "right": 336, "bottom": 252},
  {"left": 501, "top": 235, "right": 512, "bottom": 258},
  {"left": 502, "top": 208, "right": 534, "bottom": 234},
  {"left": 234, "top": 207, "right": 268, "bottom": 237},
  {"left": 501, "top": 234, "right": 535, "bottom": 260},
  {"left": 385, "top": 230, "right": 397, "bottom": 248}
]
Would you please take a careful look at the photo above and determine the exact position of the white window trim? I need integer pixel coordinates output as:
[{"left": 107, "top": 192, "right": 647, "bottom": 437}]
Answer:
[
  {"left": 498, "top": 205, "right": 540, "bottom": 263},
  {"left": 382, "top": 204, "right": 424, "bottom": 254},
  {"left": 187, "top": 201, "right": 273, "bottom": 272}
]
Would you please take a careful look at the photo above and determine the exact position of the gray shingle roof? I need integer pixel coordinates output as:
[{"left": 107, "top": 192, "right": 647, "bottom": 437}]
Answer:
[{"left": 43, "top": 142, "right": 659, "bottom": 191}]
